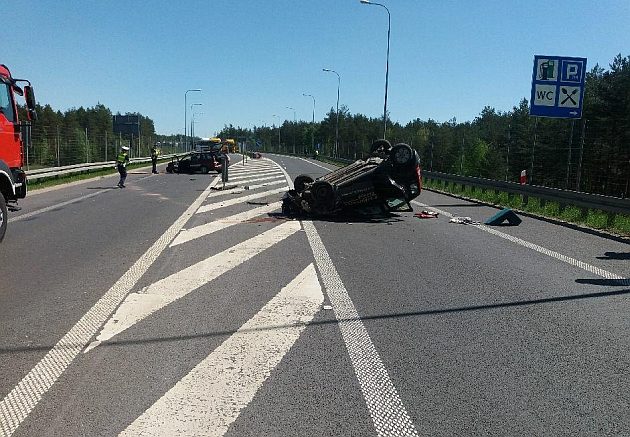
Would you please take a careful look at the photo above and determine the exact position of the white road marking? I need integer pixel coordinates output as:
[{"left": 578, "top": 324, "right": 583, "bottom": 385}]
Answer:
[
  {"left": 0, "top": 176, "right": 222, "bottom": 437},
  {"left": 412, "top": 200, "right": 629, "bottom": 286},
  {"left": 85, "top": 220, "right": 301, "bottom": 353},
  {"left": 229, "top": 170, "right": 283, "bottom": 181},
  {"left": 302, "top": 221, "right": 419, "bottom": 437},
  {"left": 269, "top": 156, "right": 418, "bottom": 436},
  {"left": 170, "top": 201, "right": 282, "bottom": 247},
  {"left": 120, "top": 263, "right": 323, "bottom": 437},
  {"left": 10, "top": 173, "right": 158, "bottom": 222},
  {"left": 216, "top": 174, "right": 285, "bottom": 188},
  {"left": 196, "top": 186, "right": 288, "bottom": 214},
  {"left": 9, "top": 189, "right": 110, "bottom": 223},
  {"left": 228, "top": 163, "right": 275, "bottom": 172},
  {"left": 200, "top": 180, "right": 286, "bottom": 199}
]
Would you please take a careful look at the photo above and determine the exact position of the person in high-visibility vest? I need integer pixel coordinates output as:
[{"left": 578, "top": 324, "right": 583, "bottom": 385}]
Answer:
[
  {"left": 116, "top": 146, "right": 130, "bottom": 188},
  {"left": 151, "top": 144, "right": 160, "bottom": 174}
]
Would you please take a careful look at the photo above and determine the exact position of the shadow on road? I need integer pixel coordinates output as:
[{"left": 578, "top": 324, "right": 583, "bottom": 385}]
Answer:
[
  {"left": 3, "top": 287, "right": 629, "bottom": 355},
  {"left": 597, "top": 252, "right": 630, "bottom": 260}
]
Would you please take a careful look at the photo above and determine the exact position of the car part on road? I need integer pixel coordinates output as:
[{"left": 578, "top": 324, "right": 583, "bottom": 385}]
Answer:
[{"left": 282, "top": 140, "right": 422, "bottom": 217}]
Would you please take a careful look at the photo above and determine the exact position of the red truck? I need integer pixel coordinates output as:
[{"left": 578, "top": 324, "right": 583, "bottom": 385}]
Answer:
[{"left": 0, "top": 64, "right": 37, "bottom": 242}]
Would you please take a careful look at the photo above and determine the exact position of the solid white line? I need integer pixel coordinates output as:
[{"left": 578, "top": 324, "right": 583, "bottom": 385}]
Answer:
[
  {"left": 171, "top": 201, "right": 282, "bottom": 247},
  {"left": 196, "top": 187, "right": 288, "bottom": 214},
  {"left": 121, "top": 263, "right": 323, "bottom": 437},
  {"left": 0, "top": 176, "right": 221, "bottom": 437},
  {"left": 412, "top": 200, "right": 629, "bottom": 285},
  {"left": 85, "top": 220, "right": 302, "bottom": 352}
]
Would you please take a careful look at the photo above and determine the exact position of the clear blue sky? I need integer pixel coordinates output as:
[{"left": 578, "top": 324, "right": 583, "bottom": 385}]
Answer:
[{"left": 6, "top": 0, "right": 629, "bottom": 136}]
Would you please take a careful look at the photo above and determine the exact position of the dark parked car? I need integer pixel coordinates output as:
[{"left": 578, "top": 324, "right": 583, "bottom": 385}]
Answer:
[
  {"left": 165, "top": 151, "right": 228, "bottom": 174},
  {"left": 282, "top": 140, "right": 422, "bottom": 216}
]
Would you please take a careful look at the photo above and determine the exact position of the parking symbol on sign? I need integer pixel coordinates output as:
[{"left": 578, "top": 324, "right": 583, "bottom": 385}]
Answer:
[{"left": 561, "top": 60, "right": 584, "bottom": 83}]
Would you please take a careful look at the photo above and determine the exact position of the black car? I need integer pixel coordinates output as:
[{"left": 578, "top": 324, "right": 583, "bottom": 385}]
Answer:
[
  {"left": 282, "top": 140, "right": 422, "bottom": 216},
  {"left": 165, "top": 151, "right": 227, "bottom": 174}
]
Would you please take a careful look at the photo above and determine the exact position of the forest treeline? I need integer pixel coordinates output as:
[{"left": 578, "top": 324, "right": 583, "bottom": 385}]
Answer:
[
  {"left": 21, "top": 54, "right": 629, "bottom": 197},
  {"left": 219, "top": 54, "right": 629, "bottom": 197}
]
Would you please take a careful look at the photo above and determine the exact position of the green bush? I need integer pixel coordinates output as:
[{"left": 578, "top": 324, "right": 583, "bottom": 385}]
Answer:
[
  {"left": 611, "top": 214, "right": 630, "bottom": 234},
  {"left": 560, "top": 205, "right": 584, "bottom": 223},
  {"left": 586, "top": 210, "right": 610, "bottom": 229},
  {"left": 542, "top": 201, "right": 561, "bottom": 217},
  {"left": 524, "top": 197, "right": 542, "bottom": 214}
]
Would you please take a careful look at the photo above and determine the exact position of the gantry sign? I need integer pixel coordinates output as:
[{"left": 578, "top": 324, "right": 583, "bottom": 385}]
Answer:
[{"left": 530, "top": 55, "right": 587, "bottom": 119}]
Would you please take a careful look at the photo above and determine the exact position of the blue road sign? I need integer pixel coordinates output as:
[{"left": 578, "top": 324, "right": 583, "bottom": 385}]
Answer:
[{"left": 530, "top": 55, "right": 587, "bottom": 119}]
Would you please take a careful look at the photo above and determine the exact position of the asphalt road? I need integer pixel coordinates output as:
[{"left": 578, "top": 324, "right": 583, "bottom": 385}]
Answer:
[{"left": 1, "top": 154, "right": 629, "bottom": 436}]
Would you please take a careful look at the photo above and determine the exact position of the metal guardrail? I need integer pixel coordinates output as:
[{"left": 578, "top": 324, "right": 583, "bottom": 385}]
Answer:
[
  {"left": 423, "top": 171, "right": 630, "bottom": 215},
  {"left": 212, "top": 152, "right": 630, "bottom": 215},
  {"left": 26, "top": 155, "right": 176, "bottom": 182}
]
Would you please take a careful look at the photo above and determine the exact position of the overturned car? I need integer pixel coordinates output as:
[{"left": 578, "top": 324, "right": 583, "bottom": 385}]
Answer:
[{"left": 282, "top": 140, "right": 422, "bottom": 216}]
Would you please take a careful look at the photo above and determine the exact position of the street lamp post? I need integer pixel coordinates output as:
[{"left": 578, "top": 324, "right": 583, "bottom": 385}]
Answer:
[
  {"left": 190, "top": 103, "right": 203, "bottom": 151},
  {"left": 192, "top": 112, "right": 204, "bottom": 150},
  {"left": 303, "top": 93, "right": 315, "bottom": 156},
  {"left": 360, "top": 0, "right": 390, "bottom": 140},
  {"left": 184, "top": 89, "right": 202, "bottom": 152},
  {"left": 272, "top": 114, "right": 281, "bottom": 152},
  {"left": 285, "top": 106, "right": 296, "bottom": 154},
  {"left": 322, "top": 68, "right": 340, "bottom": 157}
]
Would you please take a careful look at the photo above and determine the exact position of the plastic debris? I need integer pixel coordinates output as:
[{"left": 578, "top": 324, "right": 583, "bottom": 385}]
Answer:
[
  {"left": 414, "top": 210, "right": 439, "bottom": 219},
  {"left": 449, "top": 216, "right": 481, "bottom": 225}
]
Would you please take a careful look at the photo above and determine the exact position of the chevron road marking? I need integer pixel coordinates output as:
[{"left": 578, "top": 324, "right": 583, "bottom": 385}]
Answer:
[
  {"left": 121, "top": 263, "right": 323, "bottom": 437},
  {"left": 196, "top": 186, "right": 288, "bottom": 214},
  {"left": 84, "top": 220, "right": 301, "bottom": 353},
  {"left": 171, "top": 201, "right": 282, "bottom": 247},
  {"left": 229, "top": 170, "right": 283, "bottom": 181},
  {"left": 201, "top": 180, "right": 286, "bottom": 200},
  {"left": 0, "top": 176, "right": 222, "bottom": 437}
]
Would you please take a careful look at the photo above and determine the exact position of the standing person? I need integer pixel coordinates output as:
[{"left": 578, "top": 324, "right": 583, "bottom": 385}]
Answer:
[
  {"left": 151, "top": 143, "right": 159, "bottom": 174},
  {"left": 116, "top": 146, "right": 130, "bottom": 188}
]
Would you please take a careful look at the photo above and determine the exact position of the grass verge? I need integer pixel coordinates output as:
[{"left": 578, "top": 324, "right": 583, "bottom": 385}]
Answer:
[{"left": 423, "top": 178, "right": 630, "bottom": 237}]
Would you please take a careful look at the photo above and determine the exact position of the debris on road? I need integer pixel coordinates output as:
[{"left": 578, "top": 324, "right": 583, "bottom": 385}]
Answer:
[
  {"left": 414, "top": 210, "right": 439, "bottom": 219},
  {"left": 484, "top": 208, "right": 522, "bottom": 226},
  {"left": 449, "top": 217, "right": 481, "bottom": 225}
]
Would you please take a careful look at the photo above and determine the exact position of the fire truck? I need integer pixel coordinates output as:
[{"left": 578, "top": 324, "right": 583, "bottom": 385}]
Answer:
[{"left": 0, "top": 64, "right": 37, "bottom": 242}]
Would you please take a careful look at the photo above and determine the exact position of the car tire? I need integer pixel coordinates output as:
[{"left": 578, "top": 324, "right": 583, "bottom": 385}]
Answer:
[
  {"left": 311, "top": 180, "right": 335, "bottom": 211},
  {"left": 390, "top": 143, "right": 414, "bottom": 166},
  {"left": 294, "top": 174, "right": 314, "bottom": 192},
  {"left": 370, "top": 139, "right": 392, "bottom": 155},
  {"left": 0, "top": 195, "right": 7, "bottom": 243}
]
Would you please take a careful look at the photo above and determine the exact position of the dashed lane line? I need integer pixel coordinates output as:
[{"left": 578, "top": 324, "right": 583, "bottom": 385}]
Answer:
[
  {"left": 120, "top": 263, "right": 323, "bottom": 437},
  {"left": 0, "top": 176, "right": 221, "bottom": 437}
]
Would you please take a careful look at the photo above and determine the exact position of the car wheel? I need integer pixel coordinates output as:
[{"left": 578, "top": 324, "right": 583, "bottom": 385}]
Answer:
[
  {"left": 370, "top": 139, "right": 392, "bottom": 155},
  {"left": 294, "top": 174, "right": 314, "bottom": 192},
  {"left": 0, "top": 195, "right": 7, "bottom": 243},
  {"left": 390, "top": 143, "right": 414, "bottom": 166},
  {"left": 200, "top": 166, "right": 209, "bottom": 174},
  {"left": 311, "top": 181, "right": 335, "bottom": 211}
]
